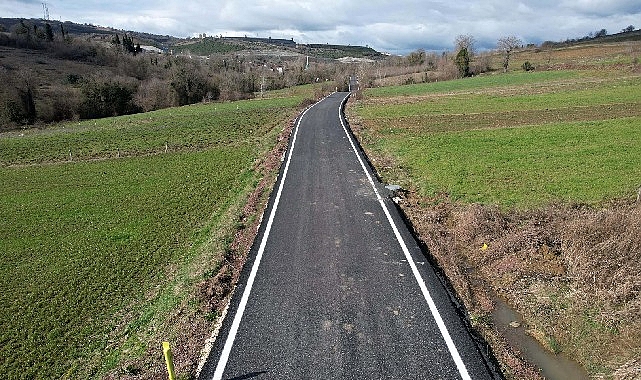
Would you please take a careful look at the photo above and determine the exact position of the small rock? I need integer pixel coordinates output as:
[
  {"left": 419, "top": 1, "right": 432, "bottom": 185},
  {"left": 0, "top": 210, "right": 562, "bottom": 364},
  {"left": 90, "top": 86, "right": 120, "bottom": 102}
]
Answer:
[
  {"left": 509, "top": 321, "right": 521, "bottom": 328},
  {"left": 385, "top": 184, "right": 402, "bottom": 192}
]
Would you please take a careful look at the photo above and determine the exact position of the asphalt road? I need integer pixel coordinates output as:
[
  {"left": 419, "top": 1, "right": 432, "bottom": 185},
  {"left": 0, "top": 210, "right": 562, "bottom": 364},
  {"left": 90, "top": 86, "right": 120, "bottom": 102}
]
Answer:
[{"left": 198, "top": 91, "right": 500, "bottom": 380}]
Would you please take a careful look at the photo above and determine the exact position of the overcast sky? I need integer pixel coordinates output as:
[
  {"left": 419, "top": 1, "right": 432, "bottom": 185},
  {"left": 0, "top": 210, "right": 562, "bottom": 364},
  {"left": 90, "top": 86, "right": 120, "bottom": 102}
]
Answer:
[{"left": 2, "top": 0, "right": 640, "bottom": 54}]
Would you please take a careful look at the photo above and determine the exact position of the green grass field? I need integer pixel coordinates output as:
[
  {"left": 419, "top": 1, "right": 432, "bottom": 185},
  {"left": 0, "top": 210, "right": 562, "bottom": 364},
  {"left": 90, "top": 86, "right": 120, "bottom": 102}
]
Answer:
[
  {"left": 0, "top": 96, "right": 302, "bottom": 166},
  {"left": 351, "top": 69, "right": 641, "bottom": 208},
  {"left": 173, "top": 39, "right": 244, "bottom": 55},
  {"left": 0, "top": 95, "right": 306, "bottom": 378},
  {"left": 363, "top": 70, "right": 581, "bottom": 98}
]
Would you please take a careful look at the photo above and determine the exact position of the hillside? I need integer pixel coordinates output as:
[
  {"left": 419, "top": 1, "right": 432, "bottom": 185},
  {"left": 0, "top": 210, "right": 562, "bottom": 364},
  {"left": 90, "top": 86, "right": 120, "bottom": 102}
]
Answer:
[
  {"left": 0, "top": 17, "right": 358, "bottom": 129},
  {"left": 0, "top": 17, "right": 179, "bottom": 48},
  {"left": 0, "top": 17, "right": 384, "bottom": 59},
  {"left": 543, "top": 28, "right": 641, "bottom": 48},
  {"left": 171, "top": 37, "right": 383, "bottom": 60}
]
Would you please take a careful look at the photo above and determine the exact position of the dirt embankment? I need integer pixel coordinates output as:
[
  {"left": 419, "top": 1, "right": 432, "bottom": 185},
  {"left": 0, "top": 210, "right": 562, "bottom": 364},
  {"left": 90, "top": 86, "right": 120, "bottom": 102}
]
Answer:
[{"left": 396, "top": 192, "right": 641, "bottom": 379}]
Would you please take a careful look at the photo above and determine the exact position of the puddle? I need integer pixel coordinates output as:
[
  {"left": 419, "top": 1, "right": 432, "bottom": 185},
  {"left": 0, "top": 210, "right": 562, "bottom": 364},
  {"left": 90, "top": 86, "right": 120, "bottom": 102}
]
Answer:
[{"left": 492, "top": 297, "right": 589, "bottom": 380}]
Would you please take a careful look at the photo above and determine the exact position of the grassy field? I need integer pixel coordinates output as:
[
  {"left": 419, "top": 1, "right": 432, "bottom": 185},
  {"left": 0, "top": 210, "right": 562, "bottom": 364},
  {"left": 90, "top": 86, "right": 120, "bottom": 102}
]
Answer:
[
  {"left": 348, "top": 52, "right": 641, "bottom": 378},
  {"left": 351, "top": 69, "right": 641, "bottom": 209},
  {"left": 377, "top": 117, "right": 641, "bottom": 208},
  {"left": 173, "top": 39, "right": 244, "bottom": 55},
  {"left": 0, "top": 92, "right": 312, "bottom": 378},
  {"left": 509, "top": 40, "right": 641, "bottom": 70}
]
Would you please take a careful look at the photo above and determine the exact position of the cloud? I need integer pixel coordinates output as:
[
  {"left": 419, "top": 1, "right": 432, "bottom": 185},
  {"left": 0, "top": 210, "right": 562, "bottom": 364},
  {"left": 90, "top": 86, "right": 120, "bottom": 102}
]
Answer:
[
  {"left": 560, "top": 0, "right": 641, "bottom": 17},
  {"left": 1, "top": 0, "right": 639, "bottom": 54}
]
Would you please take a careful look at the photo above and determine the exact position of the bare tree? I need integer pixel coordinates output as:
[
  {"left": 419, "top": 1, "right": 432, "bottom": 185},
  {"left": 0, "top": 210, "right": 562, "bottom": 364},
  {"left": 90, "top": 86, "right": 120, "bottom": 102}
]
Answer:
[
  {"left": 497, "top": 36, "right": 522, "bottom": 72},
  {"left": 454, "top": 34, "right": 476, "bottom": 57}
]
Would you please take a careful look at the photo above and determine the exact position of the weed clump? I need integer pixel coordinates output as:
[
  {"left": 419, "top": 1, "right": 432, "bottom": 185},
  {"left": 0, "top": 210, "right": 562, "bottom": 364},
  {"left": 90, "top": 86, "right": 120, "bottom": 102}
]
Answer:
[{"left": 522, "top": 61, "right": 535, "bottom": 71}]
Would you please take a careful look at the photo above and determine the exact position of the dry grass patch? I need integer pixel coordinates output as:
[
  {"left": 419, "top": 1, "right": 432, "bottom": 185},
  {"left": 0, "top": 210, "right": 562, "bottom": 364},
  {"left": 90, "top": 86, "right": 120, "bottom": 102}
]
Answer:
[{"left": 397, "top": 194, "right": 641, "bottom": 378}]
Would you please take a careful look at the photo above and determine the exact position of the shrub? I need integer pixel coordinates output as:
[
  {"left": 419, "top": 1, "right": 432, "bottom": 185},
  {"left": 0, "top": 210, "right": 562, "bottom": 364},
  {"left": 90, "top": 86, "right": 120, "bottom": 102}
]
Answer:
[
  {"left": 38, "top": 86, "right": 81, "bottom": 122},
  {"left": 436, "top": 56, "right": 460, "bottom": 81},
  {"left": 522, "top": 61, "right": 535, "bottom": 71},
  {"left": 170, "top": 59, "right": 220, "bottom": 105},
  {"left": 455, "top": 48, "right": 471, "bottom": 77},
  {"left": 117, "top": 55, "right": 152, "bottom": 80},
  {"left": 470, "top": 54, "right": 492, "bottom": 75},
  {"left": 0, "top": 69, "right": 37, "bottom": 126},
  {"left": 80, "top": 76, "right": 141, "bottom": 119},
  {"left": 135, "top": 78, "right": 177, "bottom": 112}
]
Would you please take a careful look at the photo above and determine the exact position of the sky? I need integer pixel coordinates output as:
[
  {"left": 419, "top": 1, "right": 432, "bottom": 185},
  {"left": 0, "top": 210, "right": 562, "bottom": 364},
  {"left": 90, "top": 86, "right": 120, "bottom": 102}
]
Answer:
[{"left": 2, "top": 0, "right": 640, "bottom": 54}]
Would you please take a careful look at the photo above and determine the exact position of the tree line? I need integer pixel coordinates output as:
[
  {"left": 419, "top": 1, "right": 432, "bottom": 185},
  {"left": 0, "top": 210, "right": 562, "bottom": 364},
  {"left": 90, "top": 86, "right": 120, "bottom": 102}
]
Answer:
[
  {"left": 351, "top": 33, "right": 522, "bottom": 90},
  {"left": 354, "top": 23, "right": 638, "bottom": 91}
]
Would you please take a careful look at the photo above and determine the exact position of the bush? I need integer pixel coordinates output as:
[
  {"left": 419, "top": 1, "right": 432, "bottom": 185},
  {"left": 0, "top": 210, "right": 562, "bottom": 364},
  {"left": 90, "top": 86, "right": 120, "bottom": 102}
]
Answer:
[
  {"left": 522, "top": 61, "right": 535, "bottom": 71},
  {"left": 436, "top": 57, "right": 460, "bottom": 81},
  {"left": 51, "top": 40, "right": 100, "bottom": 62},
  {"left": 0, "top": 69, "right": 37, "bottom": 126},
  {"left": 0, "top": 96, "right": 22, "bottom": 129},
  {"left": 117, "top": 55, "right": 152, "bottom": 80},
  {"left": 470, "top": 54, "right": 492, "bottom": 75},
  {"left": 455, "top": 48, "right": 470, "bottom": 77},
  {"left": 80, "top": 76, "right": 141, "bottom": 119},
  {"left": 135, "top": 78, "right": 177, "bottom": 112},
  {"left": 38, "top": 86, "right": 81, "bottom": 122},
  {"left": 3, "top": 92, "right": 35, "bottom": 125},
  {"left": 170, "top": 59, "right": 220, "bottom": 106}
]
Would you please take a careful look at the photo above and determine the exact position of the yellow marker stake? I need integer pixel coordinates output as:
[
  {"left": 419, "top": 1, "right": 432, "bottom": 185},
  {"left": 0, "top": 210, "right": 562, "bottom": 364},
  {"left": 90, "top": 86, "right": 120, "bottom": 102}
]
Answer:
[{"left": 163, "top": 342, "right": 176, "bottom": 380}]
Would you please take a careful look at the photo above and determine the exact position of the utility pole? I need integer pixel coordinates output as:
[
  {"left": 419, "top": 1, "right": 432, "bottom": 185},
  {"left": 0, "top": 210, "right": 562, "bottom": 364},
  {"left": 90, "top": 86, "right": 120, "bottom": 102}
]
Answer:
[{"left": 260, "top": 75, "right": 265, "bottom": 98}]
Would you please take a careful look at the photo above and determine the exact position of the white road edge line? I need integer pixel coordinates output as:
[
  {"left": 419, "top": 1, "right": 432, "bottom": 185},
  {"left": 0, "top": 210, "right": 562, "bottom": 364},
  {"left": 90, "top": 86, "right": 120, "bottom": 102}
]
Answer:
[
  {"left": 338, "top": 94, "right": 472, "bottom": 380},
  {"left": 208, "top": 97, "right": 323, "bottom": 380}
]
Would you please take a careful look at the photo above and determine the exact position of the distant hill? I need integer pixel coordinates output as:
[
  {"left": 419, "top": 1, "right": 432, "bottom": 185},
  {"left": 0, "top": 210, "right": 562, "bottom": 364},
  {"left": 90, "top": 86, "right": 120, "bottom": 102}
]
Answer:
[
  {"left": 0, "top": 17, "right": 381, "bottom": 128},
  {"left": 542, "top": 28, "right": 641, "bottom": 48},
  {"left": 0, "top": 18, "right": 179, "bottom": 48},
  {"left": 174, "top": 37, "right": 384, "bottom": 59},
  {"left": 585, "top": 29, "right": 641, "bottom": 43},
  {"left": 301, "top": 44, "right": 381, "bottom": 59},
  {"left": 0, "top": 17, "right": 384, "bottom": 59}
]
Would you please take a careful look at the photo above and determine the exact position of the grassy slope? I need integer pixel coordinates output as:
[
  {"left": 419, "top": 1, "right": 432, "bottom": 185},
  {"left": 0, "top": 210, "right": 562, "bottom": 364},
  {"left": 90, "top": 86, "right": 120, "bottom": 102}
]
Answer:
[
  {"left": 0, "top": 93, "right": 310, "bottom": 378},
  {"left": 349, "top": 54, "right": 641, "bottom": 377}
]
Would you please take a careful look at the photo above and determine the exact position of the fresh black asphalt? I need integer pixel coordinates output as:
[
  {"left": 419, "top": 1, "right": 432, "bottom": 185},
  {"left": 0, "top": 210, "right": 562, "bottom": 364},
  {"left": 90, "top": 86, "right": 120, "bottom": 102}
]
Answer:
[{"left": 198, "top": 91, "right": 500, "bottom": 379}]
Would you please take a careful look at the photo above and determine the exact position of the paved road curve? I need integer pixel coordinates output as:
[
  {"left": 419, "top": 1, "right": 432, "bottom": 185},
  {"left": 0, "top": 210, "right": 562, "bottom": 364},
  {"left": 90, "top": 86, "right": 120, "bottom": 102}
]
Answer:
[{"left": 198, "top": 92, "right": 499, "bottom": 380}]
